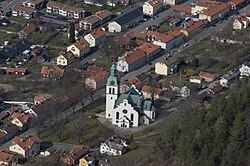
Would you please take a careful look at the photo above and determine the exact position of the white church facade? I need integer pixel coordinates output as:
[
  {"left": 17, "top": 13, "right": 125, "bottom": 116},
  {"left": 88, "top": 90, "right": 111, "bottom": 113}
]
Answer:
[{"left": 105, "top": 64, "right": 156, "bottom": 128}]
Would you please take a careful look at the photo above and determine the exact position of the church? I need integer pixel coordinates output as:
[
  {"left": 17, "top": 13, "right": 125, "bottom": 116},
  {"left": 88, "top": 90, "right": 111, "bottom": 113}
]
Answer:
[{"left": 105, "top": 64, "right": 156, "bottom": 128}]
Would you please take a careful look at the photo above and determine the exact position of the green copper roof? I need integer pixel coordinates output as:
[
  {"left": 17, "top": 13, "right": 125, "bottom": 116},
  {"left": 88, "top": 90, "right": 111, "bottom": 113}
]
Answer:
[
  {"left": 106, "top": 63, "right": 118, "bottom": 87},
  {"left": 115, "top": 86, "right": 155, "bottom": 112}
]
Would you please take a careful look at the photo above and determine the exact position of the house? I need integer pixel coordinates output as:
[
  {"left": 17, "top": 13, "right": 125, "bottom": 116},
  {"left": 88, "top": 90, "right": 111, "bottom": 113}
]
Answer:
[
  {"left": 219, "top": 71, "right": 240, "bottom": 87},
  {"left": 163, "top": 0, "right": 183, "bottom": 5},
  {"left": 79, "top": 15, "right": 102, "bottom": 30},
  {"left": 56, "top": 51, "right": 74, "bottom": 66},
  {"left": 170, "top": 84, "right": 190, "bottom": 98},
  {"left": 9, "top": 134, "right": 41, "bottom": 158},
  {"left": 155, "top": 57, "right": 179, "bottom": 76},
  {"left": 18, "top": 23, "right": 36, "bottom": 38},
  {"left": 120, "top": 73, "right": 150, "bottom": 93},
  {"left": 239, "top": 63, "right": 250, "bottom": 77},
  {"left": 199, "top": 71, "right": 215, "bottom": 82},
  {"left": 6, "top": 67, "right": 27, "bottom": 75},
  {"left": 60, "top": 146, "right": 88, "bottom": 165},
  {"left": 95, "top": 10, "right": 113, "bottom": 23},
  {"left": 116, "top": 49, "right": 146, "bottom": 73},
  {"left": 141, "top": 85, "right": 164, "bottom": 100},
  {"left": 84, "top": 29, "right": 106, "bottom": 47},
  {"left": 227, "top": 0, "right": 246, "bottom": 10},
  {"left": 181, "top": 20, "right": 207, "bottom": 36},
  {"left": 12, "top": 5, "right": 35, "bottom": 19},
  {"left": 147, "top": 30, "right": 184, "bottom": 50},
  {"left": 233, "top": 15, "right": 249, "bottom": 30},
  {"left": 100, "top": 135, "right": 128, "bottom": 155},
  {"left": 138, "top": 42, "right": 161, "bottom": 61},
  {"left": 25, "top": 98, "right": 58, "bottom": 117},
  {"left": 11, "top": 112, "right": 32, "bottom": 131},
  {"left": 46, "top": 1, "right": 85, "bottom": 18},
  {"left": 0, "top": 124, "right": 18, "bottom": 141},
  {"left": 118, "top": 32, "right": 147, "bottom": 49},
  {"left": 22, "top": 0, "right": 47, "bottom": 9},
  {"left": 41, "top": 65, "right": 64, "bottom": 80},
  {"left": 0, "top": 150, "right": 18, "bottom": 166},
  {"left": 79, "top": 65, "right": 104, "bottom": 78},
  {"left": 34, "top": 95, "right": 48, "bottom": 105},
  {"left": 143, "top": 0, "right": 163, "bottom": 16},
  {"left": 198, "top": 2, "right": 230, "bottom": 22},
  {"left": 108, "top": 10, "right": 143, "bottom": 33},
  {"left": 85, "top": 69, "right": 110, "bottom": 90},
  {"left": 105, "top": 64, "right": 156, "bottom": 128},
  {"left": 37, "top": 54, "right": 51, "bottom": 63},
  {"left": 190, "top": 76, "right": 202, "bottom": 84},
  {"left": 79, "top": 155, "right": 96, "bottom": 166},
  {"left": 207, "top": 84, "right": 223, "bottom": 95},
  {"left": 191, "top": 1, "right": 213, "bottom": 15},
  {"left": 67, "top": 39, "right": 90, "bottom": 58},
  {"left": 172, "top": 5, "right": 192, "bottom": 16}
]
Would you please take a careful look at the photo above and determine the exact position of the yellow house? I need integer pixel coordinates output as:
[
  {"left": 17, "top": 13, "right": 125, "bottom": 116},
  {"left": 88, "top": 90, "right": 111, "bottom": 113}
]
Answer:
[
  {"left": 155, "top": 61, "right": 168, "bottom": 76},
  {"left": 56, "top": 51, "right": 74, "bottom": 66},
  {"left": 67, "top": 39, "right": 90, "bottom": 58},
  {"left": 79, "top": 155, "right": 95, "bottom": 166},
  {"left": 9, "top": 134, "right": 41, "bottom": 158},
  {"left": 143, "top": 0, "right": 163, "bottom": 16}
]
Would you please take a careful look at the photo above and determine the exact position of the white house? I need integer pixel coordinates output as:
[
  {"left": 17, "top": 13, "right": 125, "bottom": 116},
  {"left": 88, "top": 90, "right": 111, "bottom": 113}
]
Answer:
[
  {"left": 106, "top": 64, "right": 156, "bottom": 128},
  {"left": 239, "top": 64, "right": 250, "bottom": 78},
  {"left": 100, "top": 135, "right": 128, "bottom": 156},
  {"left": 190, "top": 76, "right": 202, "bottom": 84},
  {"left": 143, "top": 0, "right": 163, "bottom": 16},
  {"left": 233, "top": 15, "right": 249, "bottom": 30},
  {"left": 147, "top": 30, "right": 184, "bottom": 50},
  {"left": 84, "top": 29, "right": 106, "bottom": 47},
  {"left": 116, "top": 50, "right": 146, "bottom": 73}
]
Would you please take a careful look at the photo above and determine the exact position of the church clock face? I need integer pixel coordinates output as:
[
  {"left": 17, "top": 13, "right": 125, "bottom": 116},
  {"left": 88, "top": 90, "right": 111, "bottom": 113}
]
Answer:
[
  {"left": 110, "top": 80, "right": 115, "bottom": 85},
  {"left": 122, "top": 109, "right": 128, "bottom": 114}
]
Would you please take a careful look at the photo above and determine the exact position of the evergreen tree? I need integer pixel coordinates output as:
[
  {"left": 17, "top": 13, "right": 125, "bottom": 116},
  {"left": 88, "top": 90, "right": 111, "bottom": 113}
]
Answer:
[{"left": 69, "top": 22, "right": 75, "bottom": 43}]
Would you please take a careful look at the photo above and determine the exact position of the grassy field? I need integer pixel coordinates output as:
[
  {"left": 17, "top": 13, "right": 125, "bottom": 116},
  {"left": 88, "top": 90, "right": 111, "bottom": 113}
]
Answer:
[{"left": 40, "top": 99, "right": 113, "bottom": 147}]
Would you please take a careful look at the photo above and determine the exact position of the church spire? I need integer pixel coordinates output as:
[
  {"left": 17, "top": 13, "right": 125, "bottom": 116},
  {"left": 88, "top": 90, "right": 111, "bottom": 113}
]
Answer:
[{"left": 111, "top": 63, "right": 116, "bottom": 77}]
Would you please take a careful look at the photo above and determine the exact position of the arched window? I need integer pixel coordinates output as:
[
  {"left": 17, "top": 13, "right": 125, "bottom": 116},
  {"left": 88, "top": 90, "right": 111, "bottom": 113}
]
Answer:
[
  {"left": 131, "top": 114, "right": 134, "bottom": 121},
  {"left": 112, "top": 88, "right": 115, "bottom": 94},
  {"left": 116, "top": 112, "right": 119, "bottom": 119},
  {"left": 109, "top": 87, "right": 112, "bottom": 94}
]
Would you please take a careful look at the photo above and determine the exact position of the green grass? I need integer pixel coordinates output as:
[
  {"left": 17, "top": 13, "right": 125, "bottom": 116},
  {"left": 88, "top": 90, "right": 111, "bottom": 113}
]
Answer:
[{"left": 40, "top": 111, "right": 113, "bottom": 147}]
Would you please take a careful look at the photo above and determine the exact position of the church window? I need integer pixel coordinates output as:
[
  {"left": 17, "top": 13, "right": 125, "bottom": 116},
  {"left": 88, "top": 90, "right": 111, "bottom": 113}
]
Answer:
[
  {"left": 112, "top": 88, "right": 115, "bottom": 94},
  {"left": 122, "top": 109, "right": 128, "bottom": 114},
  {"left": 116, "top": 112, "right": 119, "bottom": 119},
  {"left": 109, "top": 87, "right": 111, "bottom": 94},
  {"left": 131, "top": 114, "right": 134, "bottom": 121},
  {"left": 108, "top": 114, "right": 110, "bottom": 117},
  {"left": 111, "top": 97, "right": 113, "bottom": 100},
  {"left": 124, "top": 103, "right": 126, "bottom": 106}
]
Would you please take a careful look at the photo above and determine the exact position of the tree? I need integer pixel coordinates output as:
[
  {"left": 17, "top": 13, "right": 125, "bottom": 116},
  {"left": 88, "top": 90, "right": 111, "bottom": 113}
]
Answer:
[
  {"left": 191, "top": 58, "right": 199, "bottom": 67},
  {"left": 69, "top": 22, "right": 75, "bottom": 43}
]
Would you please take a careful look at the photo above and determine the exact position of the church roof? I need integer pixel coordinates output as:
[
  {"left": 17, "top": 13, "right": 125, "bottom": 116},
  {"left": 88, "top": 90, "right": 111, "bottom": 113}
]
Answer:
[{"left": 115, "top": 86, "right": 155, "bottom": 112}]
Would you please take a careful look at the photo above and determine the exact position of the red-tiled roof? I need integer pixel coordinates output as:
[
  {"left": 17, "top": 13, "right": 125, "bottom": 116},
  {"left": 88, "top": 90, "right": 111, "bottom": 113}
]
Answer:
[
  {"left": 12, "top": 134, "right": 40, "bottom": 151},
  {"left": 200, "top": 2, "right": 229, "bottom": 17},
  {"left": 142, "top": 85, "right": 163, "bottom": 95},
  {"left": 0, "top": 150, "right": 16, "bottom": 163},
  {"left": 122, "top": 49, "right": 146, "bottom": 65}
]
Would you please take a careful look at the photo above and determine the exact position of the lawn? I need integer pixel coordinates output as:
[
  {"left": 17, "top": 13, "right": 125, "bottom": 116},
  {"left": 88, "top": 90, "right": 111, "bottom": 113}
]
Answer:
[{"left": 40, "top": 112, "right": 112, "bottom": 147}]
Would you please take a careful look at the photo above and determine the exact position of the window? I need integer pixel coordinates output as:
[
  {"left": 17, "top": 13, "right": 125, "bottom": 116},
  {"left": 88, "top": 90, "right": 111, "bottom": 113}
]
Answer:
[
  {"left": 108, "top": 114, "right": 110, "bottom": 117},
  {"left": 109, "top": 87, "right": 112, "bottom": 94},
  {"left": 124, "top": 103, "right": 126, "bottom": 106},
  {"left": 111, "top": 97, "right": 113, "bottom": 100},
  {"left": 116, "top": 112, "right": 119, "bottom": 119},
  {"left": 112, "top": 88, "right": 115, "bottom": 94},
  {"left": 122, "top": 109, "right": 128, "bottom": 114},
  {"left": 131, "top": 114, "right": 134, "bottom": 121}
]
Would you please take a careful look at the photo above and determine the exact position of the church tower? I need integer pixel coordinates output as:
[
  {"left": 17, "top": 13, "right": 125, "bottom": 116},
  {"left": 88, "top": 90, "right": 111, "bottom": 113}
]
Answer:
[{"left": 105, "top": 63, "right": 119, "bottom": 119}]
